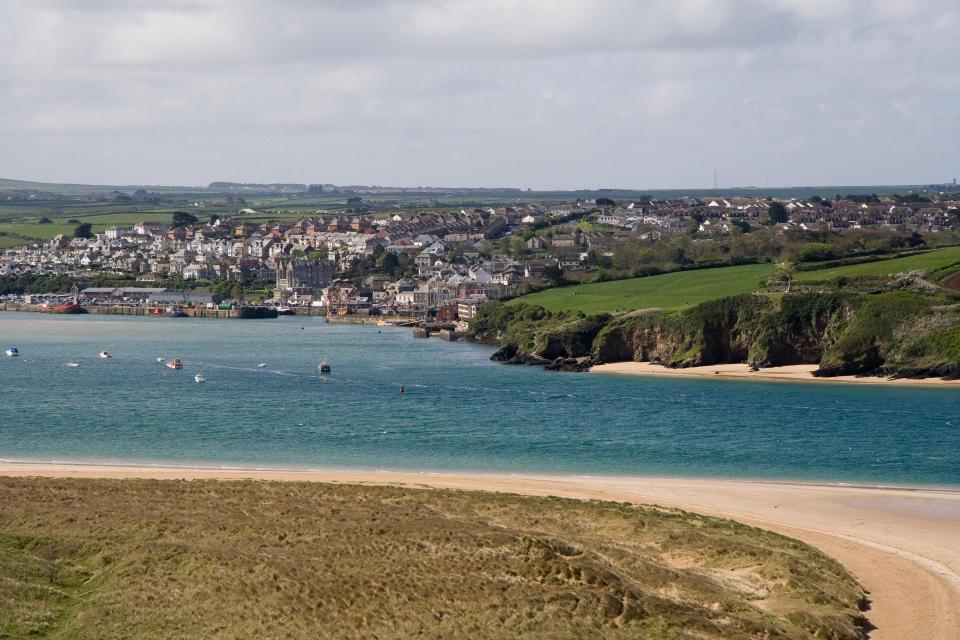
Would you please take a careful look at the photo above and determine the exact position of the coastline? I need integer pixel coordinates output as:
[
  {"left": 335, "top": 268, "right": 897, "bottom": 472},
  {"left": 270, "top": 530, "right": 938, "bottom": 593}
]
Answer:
[
  {"left": 2, "top": 461, "right": 959, "bottom": 639},
  {"left": 591, "top": 361, "right": 960, "bottom": 387}
]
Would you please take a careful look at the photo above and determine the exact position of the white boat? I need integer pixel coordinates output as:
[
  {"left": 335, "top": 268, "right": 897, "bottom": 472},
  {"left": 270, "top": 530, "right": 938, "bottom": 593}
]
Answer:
[
  {"left": 194, "top": 373, "right": 206, "bottom": 383},
  {"left": 65, "top": 362, "right": 80, "bottom": 367},
  {"left": 166, "top": 358, "right": 183, "bottom": 370},
  {"left": 99, "top": 351, "right": 112, "bottom": 359},
  {"left": 156, "top": 357, "right": 165, "bottom": 362},
  {"left": 257, "top": 363, "right": 267, "bottom": 368},
  {"left": 5, "top": 347, "right": 18, "bottom": 357}
]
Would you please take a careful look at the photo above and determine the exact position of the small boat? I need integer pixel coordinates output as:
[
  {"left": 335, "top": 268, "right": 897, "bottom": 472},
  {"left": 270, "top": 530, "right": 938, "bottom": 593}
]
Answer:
[
  {"left": 257, "top": 363, "right": 267, "bottom": 368},
  {"left": 166, "top": 358, "right": 183, "bottom": 370},
  {"left": 318, "top": 361, "right": 331, "bottom": 373},
  {"left": 277, "top": 306, "right": 295, "bottom": 316},
  {"left": 5, "top": 347, "right": 18, "bottom": 357},
  {"left": 194, "top": 373, "right": 206, "bottom": 383},
  {"left": 99, "top": 351, "right": 112, "bottom": 359},
  {"left": 65, "top": 362, "right": 80, "bottom": 367},
  {"left": 156, "top": 357, "right": 165, "bottom": 362}
]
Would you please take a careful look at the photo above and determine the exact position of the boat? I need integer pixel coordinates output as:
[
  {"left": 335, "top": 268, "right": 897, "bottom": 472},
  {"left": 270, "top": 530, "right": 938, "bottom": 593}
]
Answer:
[
  {"left": 318, "top": 358, "right": 331, "bottom": 373},
  {"left": 166, "top": 358, "right": 183, "bottom": 370},
  {"left": 99, "top": 351, "right": 112, "bottom": 359},
  {"left": 156, "top": 357, "right": 165, "bottom": 362},
  {"left": 277, "top": 306, "right": 295, "bottom": 316},
  {"left": 38, "top": 301, "right": 85, "bottom": 314},
  {"left": 257, "top": 363, "right": 267, "bottom": 368},
  {"left": 6, "top": 347, "right": 19, "bottom": 357},
  {"left": 194, "top": 373, "right": 206, "bottom": 383},
  {"left": 65, "top": 362, "right": 80, "bottom": 367}
]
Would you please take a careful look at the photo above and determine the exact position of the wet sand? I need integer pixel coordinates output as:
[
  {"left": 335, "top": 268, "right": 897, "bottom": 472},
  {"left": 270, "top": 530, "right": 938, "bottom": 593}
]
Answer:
[{"left": 1, "top": 462, "right": 959, "bottom": 639}]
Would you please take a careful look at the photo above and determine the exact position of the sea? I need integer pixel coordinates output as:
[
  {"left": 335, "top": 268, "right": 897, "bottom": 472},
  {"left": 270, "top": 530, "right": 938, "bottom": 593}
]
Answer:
[{"left": 1, "top": 311, "right": 958, "bottom": 488}]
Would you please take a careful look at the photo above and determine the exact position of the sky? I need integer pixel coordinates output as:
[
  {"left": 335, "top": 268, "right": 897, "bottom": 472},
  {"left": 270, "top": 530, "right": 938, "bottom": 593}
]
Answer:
[{"left": 0, "top": 0, "right": 958, "bottom": 190}]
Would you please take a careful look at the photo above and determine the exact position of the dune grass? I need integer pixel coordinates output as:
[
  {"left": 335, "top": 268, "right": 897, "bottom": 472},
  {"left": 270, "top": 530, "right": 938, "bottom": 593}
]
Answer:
[
  {"left": 513, "top": 264, "right": 776, "bottom": 314},
  {"left": 0, "top": 477, "right": 867, "bottom": 640}
]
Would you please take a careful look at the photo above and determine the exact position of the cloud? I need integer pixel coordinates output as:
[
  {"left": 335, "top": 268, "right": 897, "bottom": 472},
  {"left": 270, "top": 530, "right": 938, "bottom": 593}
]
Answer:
[{"left": 0, "top": 0, "right": 957, "bottom": 188}]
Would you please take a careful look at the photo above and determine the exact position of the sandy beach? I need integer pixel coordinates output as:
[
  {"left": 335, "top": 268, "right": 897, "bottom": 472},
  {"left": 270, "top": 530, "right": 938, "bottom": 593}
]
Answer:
[
  {"left": 591, "top": 361, "right": 960, "bottom": 387},
  {"left": 1, "top": 462, "right": 958, "bottom": 639}
]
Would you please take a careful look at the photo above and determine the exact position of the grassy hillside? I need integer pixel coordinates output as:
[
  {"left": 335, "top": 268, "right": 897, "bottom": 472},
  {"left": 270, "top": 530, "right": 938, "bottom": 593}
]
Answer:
[
  {"left": 513, "top": 264, "right": 776, "bottom": 314},
  {"left": 794, "top": 247, "right": 960, "bottom": 281},
  {"left": 0, "top": 477, "right": 866, "bottom": 640}
]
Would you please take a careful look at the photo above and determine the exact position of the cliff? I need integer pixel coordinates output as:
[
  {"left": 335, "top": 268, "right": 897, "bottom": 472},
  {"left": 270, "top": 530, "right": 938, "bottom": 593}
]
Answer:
[{"left": 471, "top": 291, "right": 960, "bottom": 379}]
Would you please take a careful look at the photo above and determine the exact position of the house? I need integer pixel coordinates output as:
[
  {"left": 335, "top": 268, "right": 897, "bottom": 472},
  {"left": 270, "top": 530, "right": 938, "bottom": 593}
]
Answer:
[
  {"left": 456, "top": 297, "right": 486, "bottom": 320},
  {"left": 275, "top": 256, "right": 336, "bottom": 297}
]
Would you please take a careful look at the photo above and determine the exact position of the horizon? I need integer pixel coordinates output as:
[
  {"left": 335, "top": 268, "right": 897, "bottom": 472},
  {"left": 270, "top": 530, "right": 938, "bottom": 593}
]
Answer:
[
  {"left": 0, "top": 174, "right": 950, "bottom": 195},
  {"left": 2, "top": 1, "right": 958, "bottom": 189}
]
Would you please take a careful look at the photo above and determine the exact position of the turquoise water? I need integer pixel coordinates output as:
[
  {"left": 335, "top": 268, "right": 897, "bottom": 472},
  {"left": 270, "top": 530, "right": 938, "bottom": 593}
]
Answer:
[{"left": 1, "top": 311, "right": 958, "bottom": 487}]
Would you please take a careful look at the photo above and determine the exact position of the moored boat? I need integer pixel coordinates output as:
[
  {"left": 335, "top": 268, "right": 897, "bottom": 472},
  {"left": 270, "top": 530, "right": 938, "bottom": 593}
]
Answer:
[
  {"left": 99, "top": 351, "right": 112, "bottom": 359},
  {"left": 39, "top": 301, "right": 85, "bottom": 314},
  {"left": 6, "top": 347, "right": 19, "bottom": 357},
  {"left": 65, "top": 362, "right": 80, "bottom": 367},
  {"left": 318, "top": 357, "right": 331, "bottom": 373},
  {"left": 194, "top": 373, "right": 206, "bottom": 383},
  {"left": 166, "top": 358, "right": 183, "bottom": 370}
]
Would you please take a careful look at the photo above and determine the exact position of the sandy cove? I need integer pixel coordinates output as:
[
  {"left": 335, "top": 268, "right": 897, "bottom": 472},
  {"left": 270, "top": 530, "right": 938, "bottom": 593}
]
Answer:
[
  {"left": 591, "top": 361, "right": 960, "bottom": 386},
  {"left": 1, "top": 463, "right": 959, "bottom": 639}
]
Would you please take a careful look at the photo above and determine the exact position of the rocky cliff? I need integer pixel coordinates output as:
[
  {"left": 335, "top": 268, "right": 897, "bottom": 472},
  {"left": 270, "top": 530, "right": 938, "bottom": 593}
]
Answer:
[{"left": 471, "top": 291, "right": 960, "bottom": 379}]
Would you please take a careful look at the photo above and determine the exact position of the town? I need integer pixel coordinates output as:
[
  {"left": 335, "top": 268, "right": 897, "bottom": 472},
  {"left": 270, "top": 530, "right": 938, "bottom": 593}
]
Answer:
[{"left": 2, "top": 191, "right": 959, "bottom": 324}]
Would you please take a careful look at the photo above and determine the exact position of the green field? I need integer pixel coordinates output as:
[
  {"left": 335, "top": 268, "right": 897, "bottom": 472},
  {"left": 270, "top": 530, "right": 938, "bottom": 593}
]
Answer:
[
  {"left": 513, "top": 263, "right": 776, "bottom": 313},
  {"left": 794, "top": 247, "right": 960, "bottom": 281}
]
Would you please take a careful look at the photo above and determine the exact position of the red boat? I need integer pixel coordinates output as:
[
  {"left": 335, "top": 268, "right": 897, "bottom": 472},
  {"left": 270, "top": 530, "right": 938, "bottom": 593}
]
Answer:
[{"left": 38, "top": 301, "right": 85, "bottom": 314}]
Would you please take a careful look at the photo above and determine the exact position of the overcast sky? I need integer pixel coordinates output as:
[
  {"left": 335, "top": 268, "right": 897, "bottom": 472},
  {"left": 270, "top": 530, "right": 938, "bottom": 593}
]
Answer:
[{"left": 1, "top": 0, "right": 957, "bottom": 190}]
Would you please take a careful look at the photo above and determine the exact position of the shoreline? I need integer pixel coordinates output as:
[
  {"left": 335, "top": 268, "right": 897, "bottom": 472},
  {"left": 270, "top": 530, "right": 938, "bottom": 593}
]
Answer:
[
  {"left": 3, "top": 457, "right": 958, "bottom": 493},
  {"left": 591, "top": 361, "right": 960, "bottom": 387},
  {"left": 2, "top": 462, "right": 959, "bottom": 639}
]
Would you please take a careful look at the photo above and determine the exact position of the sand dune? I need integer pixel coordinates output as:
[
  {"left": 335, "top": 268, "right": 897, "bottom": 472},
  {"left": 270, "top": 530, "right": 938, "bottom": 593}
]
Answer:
[{"left": 1, "top": 462, "right": 958, "bottom": 639}]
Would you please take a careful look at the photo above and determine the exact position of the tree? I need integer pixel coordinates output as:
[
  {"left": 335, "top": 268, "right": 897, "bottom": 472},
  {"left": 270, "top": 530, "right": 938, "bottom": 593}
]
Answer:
[
  {"left": 595, "top": 197, "right": 615, "bottom": 207},
  {"left": 73, "top": 223, "right": 93, "bottom": 239},
  {"left": 761, "top": 202, "right": 789, "bottom": 225},
  {"left": 37, "top": 217, "right": 53, "bottom": 224},
  {"left": 774, "top": 261, "right": 795, "bottom": 293},
  {"left": 172, "top": 211, "right": 198, "bottom": 226},
  {"left": 542, "top": 264, "right": 566, "bottom": 287}
]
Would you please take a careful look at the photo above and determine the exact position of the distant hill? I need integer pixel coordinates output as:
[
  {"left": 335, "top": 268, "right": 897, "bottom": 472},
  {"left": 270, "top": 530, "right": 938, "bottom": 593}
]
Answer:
[{"left": 0, "top": 176, "right": 935, "bottom": 200}]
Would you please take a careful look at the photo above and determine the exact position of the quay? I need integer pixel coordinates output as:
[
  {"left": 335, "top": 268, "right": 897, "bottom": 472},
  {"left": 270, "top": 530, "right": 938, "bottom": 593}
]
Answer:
[{"left": 1, "top": 303, "right": 278, "bottom": 319}]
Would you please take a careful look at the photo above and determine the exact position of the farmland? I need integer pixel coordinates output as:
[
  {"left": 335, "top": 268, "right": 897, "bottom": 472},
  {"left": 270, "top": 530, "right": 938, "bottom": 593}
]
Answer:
[
  {"left": 793, "top": 246, "right": 960, "bottom": 281},
  {"left": 512, "top": 263, "right": 776, "bottom": 314}
]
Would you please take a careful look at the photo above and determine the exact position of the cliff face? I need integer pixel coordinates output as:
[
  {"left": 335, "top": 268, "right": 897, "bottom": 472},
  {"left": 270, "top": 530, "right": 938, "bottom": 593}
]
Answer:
[
  {"left": 472, "top": 291, "right": 960, "bottom": 379},
  {"left": 593, "top": 293, "right": 856, "bottom": 368}
]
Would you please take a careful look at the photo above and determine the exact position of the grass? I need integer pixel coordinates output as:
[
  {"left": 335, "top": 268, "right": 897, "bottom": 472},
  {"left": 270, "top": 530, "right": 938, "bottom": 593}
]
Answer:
[
  {"left": 0, "top": 222, "right": 114, "bottom": 245},
  {"left": 0, "top": 477, "right": 866, "bottom": 639},
  {"left": 513, "top": 264, "right": 776, "bottom": 314},
  {"left": 795, "top": 247, "right": 960, "bottom": 281}
]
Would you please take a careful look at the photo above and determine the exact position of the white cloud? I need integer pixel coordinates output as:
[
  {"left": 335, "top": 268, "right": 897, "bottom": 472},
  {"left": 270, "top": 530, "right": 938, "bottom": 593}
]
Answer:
[{"left": 0, "top": 0, "right": 957, "bottom": 188}]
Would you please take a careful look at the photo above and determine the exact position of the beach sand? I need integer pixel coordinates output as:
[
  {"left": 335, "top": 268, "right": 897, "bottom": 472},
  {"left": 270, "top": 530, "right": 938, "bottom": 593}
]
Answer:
[
  {"left": 1, "top": 462, "right": 959, "bottom": 639},
  {"left": 591, "top": 361, "right": 960, "bottom": 387}
]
